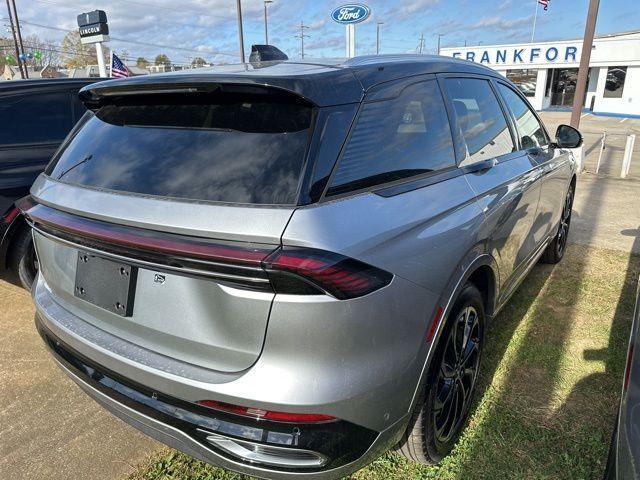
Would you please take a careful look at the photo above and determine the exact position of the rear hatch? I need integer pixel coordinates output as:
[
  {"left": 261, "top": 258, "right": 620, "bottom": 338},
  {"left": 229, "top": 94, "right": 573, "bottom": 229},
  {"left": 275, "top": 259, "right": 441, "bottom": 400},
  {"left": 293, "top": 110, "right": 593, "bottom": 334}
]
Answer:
[{"left": 27, "top": 83, "right": 317, "bottom": 373}]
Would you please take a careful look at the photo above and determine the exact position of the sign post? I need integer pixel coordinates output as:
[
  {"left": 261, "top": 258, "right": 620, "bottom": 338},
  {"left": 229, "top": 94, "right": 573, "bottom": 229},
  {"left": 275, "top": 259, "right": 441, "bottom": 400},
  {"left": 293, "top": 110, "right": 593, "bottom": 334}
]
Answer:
[
  {"left": 331, "top": 4, "right": 370, "bottom": 59},
  {"left": 77, "top": 10, "right": 110, "bottom": 77}
]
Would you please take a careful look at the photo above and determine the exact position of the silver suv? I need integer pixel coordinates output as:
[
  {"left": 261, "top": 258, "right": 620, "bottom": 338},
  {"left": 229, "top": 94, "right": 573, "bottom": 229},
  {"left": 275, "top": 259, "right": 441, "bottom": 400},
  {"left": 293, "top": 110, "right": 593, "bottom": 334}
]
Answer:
[{"left": 23, "top": 55, "right": 581, "bottom": 479}]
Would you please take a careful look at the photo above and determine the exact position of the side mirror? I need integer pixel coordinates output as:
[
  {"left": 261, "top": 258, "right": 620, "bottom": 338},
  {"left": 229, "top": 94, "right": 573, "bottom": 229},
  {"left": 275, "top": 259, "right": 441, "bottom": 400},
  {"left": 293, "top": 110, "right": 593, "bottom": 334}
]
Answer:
[{"left": 555, "top": 124, "right": 583, "bottom": 149}]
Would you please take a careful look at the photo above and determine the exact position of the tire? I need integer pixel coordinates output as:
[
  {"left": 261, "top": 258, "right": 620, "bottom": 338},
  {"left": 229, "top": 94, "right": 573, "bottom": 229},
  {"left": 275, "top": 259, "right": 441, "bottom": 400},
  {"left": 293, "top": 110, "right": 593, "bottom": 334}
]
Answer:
[
  {"left": 540, "top": 182, "right": 574, "bottom": 264},
  {"left": 8, "top": 225, "right": 38, "bottom": 291},
  {"left": 396, "top": 282, "right": 485, "bottom": 464}
]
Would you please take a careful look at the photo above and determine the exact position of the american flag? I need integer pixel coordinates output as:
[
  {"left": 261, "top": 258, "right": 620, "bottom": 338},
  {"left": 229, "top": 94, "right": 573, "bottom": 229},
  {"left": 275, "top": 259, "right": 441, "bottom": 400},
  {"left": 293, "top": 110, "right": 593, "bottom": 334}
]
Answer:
[
  {"left": 538, "top": 0, "right": 550, "bottom": 11},
  {"left": 111, "top": 53, "right": 129, "bottom": 78}
]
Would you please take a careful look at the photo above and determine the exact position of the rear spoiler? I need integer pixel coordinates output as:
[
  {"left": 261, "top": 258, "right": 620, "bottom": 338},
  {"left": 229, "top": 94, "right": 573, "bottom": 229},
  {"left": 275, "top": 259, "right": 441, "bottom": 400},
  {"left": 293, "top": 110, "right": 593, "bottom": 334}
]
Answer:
[{"left": 78, "top": 68, "right": 364, "bottom": 109}]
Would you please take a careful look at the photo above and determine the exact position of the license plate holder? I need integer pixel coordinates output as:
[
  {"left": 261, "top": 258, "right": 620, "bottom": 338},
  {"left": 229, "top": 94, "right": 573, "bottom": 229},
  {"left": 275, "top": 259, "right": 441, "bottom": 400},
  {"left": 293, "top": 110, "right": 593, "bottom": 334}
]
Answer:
[{"left": 74, "top": 251, "right": 137, "bottom": 317}]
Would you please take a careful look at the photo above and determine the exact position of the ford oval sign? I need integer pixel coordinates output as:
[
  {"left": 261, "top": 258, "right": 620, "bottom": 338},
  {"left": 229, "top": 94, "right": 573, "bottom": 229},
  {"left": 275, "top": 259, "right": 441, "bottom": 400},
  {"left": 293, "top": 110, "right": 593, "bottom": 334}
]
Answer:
[{"left": 331, "top": 4, "right": 371, "bottom": 25}]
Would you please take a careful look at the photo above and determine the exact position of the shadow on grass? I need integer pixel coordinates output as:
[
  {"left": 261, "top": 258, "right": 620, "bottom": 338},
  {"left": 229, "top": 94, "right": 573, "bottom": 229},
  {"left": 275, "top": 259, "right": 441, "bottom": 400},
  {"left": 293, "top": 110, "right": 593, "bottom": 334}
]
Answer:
[{"left": 431, "top": 184, "right": 639, "bottom": 479}]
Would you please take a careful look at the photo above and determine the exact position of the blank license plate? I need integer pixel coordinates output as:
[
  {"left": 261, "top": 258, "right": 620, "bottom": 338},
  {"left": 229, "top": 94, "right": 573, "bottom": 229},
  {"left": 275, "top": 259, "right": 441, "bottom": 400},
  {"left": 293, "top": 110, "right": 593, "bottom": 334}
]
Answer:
[{"left": 74, "top": 251, "right": 138, "bottom": 317}]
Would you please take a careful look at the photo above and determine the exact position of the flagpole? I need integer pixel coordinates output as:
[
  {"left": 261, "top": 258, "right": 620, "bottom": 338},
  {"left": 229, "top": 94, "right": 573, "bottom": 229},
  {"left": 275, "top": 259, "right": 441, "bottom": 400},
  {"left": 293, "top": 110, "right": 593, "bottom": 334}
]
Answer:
[{"left": 531, "top": 0, "right": 539, "bottom": 43}]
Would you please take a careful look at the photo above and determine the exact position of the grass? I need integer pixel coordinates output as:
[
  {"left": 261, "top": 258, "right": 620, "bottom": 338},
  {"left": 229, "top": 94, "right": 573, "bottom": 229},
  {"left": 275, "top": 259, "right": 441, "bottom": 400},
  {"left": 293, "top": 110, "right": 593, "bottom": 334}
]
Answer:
[{"left": 126, "top": 245, "right": 639, "bottom": 480}]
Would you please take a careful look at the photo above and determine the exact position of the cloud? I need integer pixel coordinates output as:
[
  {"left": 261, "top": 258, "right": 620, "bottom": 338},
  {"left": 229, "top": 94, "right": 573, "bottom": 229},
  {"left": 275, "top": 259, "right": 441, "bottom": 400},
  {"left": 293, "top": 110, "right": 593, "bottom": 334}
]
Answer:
[
  {"left": 393, "top": 0, "right": 441, "bottom": 19},
  {"left": 497, "top": 0, "right": 512, "bottom": 11},
  {"left": 471, "top": 15, "right": 533, "bottom": 30}
]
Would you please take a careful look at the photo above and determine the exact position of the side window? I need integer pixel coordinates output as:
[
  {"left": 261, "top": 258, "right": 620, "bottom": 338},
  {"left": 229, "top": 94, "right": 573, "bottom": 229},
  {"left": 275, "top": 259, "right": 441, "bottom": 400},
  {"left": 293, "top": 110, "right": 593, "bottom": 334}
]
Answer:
[
  {"left": 444, "top": 78, "right": 514, "bottom": 165},
  {"left": 0, "top": 91, "right": 73, "bottom": 146},
  {"left": 327, "top": 80, "right": 455, "bottom": 196},
  {"left": 497, "top": 83, "right": 548, "bottom": 149}
]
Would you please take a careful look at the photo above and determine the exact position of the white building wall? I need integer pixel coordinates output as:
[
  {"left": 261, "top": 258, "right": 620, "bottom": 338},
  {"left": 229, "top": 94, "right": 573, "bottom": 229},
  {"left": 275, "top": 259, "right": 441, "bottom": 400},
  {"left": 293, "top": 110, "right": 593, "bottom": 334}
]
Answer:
[
  {"left": 440, "top": 31, "right": 640, "bottom": 116},
  {"left": 594, "top": 66, "right": 640, "bottom": 115}
]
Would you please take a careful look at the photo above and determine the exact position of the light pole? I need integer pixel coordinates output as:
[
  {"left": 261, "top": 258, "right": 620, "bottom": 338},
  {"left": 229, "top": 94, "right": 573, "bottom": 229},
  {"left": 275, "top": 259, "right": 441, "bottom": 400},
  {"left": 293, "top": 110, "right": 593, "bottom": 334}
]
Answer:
[
  {"left": 436, "top": 33, "right": 443, "bottom": 55},
  {"left": 236, "top": 0, "right": 245, "bottom": 63},
  {"left": 263, "top": 0, "right": 273, "bottom": 45},
  {"left": 376, "top": 21, "right": 384, "bottom": 54}
]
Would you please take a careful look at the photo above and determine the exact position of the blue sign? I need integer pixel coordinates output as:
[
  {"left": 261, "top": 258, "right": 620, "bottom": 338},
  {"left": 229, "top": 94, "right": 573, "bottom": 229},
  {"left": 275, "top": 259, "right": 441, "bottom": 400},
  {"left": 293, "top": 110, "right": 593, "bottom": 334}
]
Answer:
[{"left": 331, "top": 4, "right": 371, "bottom": 24}]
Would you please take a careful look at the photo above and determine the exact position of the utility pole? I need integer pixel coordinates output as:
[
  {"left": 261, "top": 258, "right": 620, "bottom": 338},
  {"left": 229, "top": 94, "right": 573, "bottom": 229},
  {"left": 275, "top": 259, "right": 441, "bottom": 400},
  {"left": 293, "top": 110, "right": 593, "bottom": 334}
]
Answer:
[
  {"left": 418, "top": 34, "right": 425, "bottom": 54},
  {"left": 376, "top": 21, "right": 384, "bottom": 54},
  {"left": 5, "top": 0, "right": 26, "bottom": 78},
  {"left": 263, "top": 0, "right": 273, "bottom": 45},
  {"left": 4, "top": 0, "right": 23, "bottom": 78},
  {"left": 570, "top": 0, "right": 600, "bottom": 129},
  {"left": 436, "top": 33, "right": 443, "bottom": 55},
  {"left": 235, "top": 0, "right": 245, "bottom": 63},
  {"left": 9, "top": 0, "right": 27, "bottom": 78},
  {"left": 295, "top": 21, "right": 310, "bottom": 59}
]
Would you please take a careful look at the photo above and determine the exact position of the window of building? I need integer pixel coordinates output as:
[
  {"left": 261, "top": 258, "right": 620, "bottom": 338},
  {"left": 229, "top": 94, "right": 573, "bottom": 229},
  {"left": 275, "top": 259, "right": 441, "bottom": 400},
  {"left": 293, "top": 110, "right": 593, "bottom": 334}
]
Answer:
[
  {"left": 326, "top": 80, "right": 455, "bottom": 196},
  {"left": 444, "top": 78, "right": 514, "bottom": 165},
  {"left": 506, "top": 69, "right": 537, "bottom": 98},
  {"left": 497, "top": 84, "right": 548, "bottom": 149},
  {"left": 603, "top": 66, "right": 627, "bottom": 98}
]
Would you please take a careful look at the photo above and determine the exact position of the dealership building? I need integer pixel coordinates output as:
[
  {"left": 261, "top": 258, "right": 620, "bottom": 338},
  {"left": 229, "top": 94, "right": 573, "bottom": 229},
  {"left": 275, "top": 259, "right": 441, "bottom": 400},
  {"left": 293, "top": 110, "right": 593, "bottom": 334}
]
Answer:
[{"left": 440, "top": 30, "right": 640, "bottom": 116}]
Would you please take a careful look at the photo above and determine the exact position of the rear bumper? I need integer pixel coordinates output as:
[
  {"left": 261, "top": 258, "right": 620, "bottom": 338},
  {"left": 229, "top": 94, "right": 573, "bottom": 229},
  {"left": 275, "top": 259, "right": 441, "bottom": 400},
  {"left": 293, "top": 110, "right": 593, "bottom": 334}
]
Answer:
[
  {"left": 36, "top": 316, "right": 403, "bottom": 479},
  {"left": 33, "top": 274, "right": 416, "bottom": 478}
]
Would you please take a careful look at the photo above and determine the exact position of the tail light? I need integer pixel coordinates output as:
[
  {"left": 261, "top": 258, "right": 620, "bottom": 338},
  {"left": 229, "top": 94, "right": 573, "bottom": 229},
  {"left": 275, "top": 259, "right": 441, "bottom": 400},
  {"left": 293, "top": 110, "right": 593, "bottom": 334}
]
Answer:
[
  {"left": 2, "top": 206, "right": 20, "bottom": 225},
  {"left": 197, "top": 400, "right": 336, "bottom": 424},
  {"left": 262, "top": 247, "right": 393, "bottom": 300},
  {"left": 624, "top": 345, "right": 634, "bottom": 392},
  {"left": 21, "top": 201, "right": 392, "bottom": 299}
]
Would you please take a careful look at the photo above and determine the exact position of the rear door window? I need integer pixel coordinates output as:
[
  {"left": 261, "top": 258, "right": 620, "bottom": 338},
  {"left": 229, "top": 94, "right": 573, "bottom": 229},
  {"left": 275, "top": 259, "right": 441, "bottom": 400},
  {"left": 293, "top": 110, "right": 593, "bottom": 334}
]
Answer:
[
  {"left": 327, "top": 80, "right": 455, "bottom": 196},
  {"left": 0, "top": 91, "right": 73, "bottom": 146},
  {"left": 47, "top": 91, "right": 314, "bottom": 205},
  {"left": 496, "top": 83, "right": 548, "bottom": 149},
  {"left": 443, "top": 78, "right": 514, "bottom": 165}
]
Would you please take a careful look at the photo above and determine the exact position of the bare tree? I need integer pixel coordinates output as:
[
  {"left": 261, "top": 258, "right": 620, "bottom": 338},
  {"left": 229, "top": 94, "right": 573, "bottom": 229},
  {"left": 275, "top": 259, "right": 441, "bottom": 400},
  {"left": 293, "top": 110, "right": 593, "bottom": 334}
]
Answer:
[{"left": 60, "top": 31, "right": 99, "bottom": 67}]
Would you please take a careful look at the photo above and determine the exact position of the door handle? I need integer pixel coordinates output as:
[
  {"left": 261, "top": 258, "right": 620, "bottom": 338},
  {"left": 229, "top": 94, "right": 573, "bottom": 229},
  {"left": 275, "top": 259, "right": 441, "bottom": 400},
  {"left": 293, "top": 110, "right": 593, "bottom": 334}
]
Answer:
[{"left": 463, "top": 158, "right": 497, "bottom": 174}]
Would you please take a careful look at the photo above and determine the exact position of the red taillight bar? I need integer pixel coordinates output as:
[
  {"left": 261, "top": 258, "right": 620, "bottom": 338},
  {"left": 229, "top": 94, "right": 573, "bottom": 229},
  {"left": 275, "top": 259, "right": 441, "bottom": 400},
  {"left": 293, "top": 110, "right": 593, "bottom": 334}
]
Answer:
[
  {"left": 197, "top": 400, "right": 337, "bottom": 424},
  {"left": 22, "top": 202, "right": 274, "bottom": 265},
  {"left": 2, "top": 206, "right": 19, "bottom": 225},
  {"left": 21, "top": 200, "right": 393, "bottom": 300}
]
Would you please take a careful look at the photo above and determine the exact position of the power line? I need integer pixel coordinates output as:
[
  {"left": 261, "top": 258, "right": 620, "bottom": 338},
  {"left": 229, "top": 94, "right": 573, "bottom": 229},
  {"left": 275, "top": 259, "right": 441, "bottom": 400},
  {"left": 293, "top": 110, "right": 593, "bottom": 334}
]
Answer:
[{"left": 13, "top": 18, "right": 237, "bottom": 57}]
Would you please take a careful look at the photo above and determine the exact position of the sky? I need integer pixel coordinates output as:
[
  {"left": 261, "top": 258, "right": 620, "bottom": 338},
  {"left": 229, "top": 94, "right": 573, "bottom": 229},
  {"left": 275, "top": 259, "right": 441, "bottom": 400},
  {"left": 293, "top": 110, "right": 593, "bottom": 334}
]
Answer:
[{"left": 5, "top": 0, "right": 640, "bottom": 65}]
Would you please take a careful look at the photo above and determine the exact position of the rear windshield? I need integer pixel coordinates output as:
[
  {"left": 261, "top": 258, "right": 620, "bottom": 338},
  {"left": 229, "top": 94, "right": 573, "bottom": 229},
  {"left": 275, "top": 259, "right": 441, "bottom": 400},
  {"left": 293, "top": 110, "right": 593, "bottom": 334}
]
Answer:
[{"left": 47, "top": 90, "right": 314, "bottom": 205}]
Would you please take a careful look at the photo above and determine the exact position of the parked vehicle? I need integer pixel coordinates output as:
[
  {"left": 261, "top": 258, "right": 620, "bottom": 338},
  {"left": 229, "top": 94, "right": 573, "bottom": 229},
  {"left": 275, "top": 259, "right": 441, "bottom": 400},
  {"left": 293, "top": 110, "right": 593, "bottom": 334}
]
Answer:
[
  {"left": 0, "top": 78, "right": 94, "bottom": 290},
  {"left": 23, "top": 56, "right": 582, "bottom": 479},
  {"left": 605, "top": 276, "right": 640, "bottom": 479}
]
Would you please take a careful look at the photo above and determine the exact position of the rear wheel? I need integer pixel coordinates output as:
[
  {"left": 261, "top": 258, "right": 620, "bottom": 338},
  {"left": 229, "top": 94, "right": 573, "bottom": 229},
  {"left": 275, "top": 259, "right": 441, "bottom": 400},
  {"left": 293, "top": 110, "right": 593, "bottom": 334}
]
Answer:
[
  {"left": 396, "top": 283, "right": 485, "bottom": 464},
  {"left": 541, "top": 182, "right": 574, "bottom": 264},
  {"left": 8, "top": 226, "right": 38, "bottom": 291}
]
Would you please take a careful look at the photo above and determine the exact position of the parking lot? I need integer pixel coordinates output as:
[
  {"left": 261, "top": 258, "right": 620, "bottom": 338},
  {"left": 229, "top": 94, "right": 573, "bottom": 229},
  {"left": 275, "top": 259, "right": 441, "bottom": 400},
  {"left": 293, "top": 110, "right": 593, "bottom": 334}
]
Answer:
[{"left": 2, "top": 112, "right": 639, "bottom": 480}]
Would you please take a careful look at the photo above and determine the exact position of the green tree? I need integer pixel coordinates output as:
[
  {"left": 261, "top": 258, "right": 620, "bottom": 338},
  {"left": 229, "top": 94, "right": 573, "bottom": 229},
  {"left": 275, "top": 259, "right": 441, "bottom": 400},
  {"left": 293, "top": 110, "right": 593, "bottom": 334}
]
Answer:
[
  {"left": 191, "top": 56, "right": 207, "bottom": 67},
  {"left": 136, "top": 56, "right": 149, "bottom": 67},
  {"left": 154, "top": 54, "right": 170, "bottom": 66}
]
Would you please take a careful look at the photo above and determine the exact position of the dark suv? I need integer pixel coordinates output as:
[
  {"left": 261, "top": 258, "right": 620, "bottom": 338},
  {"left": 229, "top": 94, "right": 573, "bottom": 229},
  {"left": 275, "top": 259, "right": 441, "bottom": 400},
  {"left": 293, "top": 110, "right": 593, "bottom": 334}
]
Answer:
[{"left": 0, "top": 78, "right": 94, "bottom": 289}]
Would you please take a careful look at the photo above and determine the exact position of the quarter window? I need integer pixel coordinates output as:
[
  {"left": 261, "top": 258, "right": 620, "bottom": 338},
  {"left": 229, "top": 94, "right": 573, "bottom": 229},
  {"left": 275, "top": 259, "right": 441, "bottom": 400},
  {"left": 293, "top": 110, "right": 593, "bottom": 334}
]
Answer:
[
  {"left": 0, "top": 91, "right": 72, "bottom": 146},
  {"left": 327, "top": 80, "right": 455, "bottom": 196},
  {"left": 444, "top": 78, "right": 514, "bottom": 165},
  {"left": 497, "top": 83, "right": 548, "bottom": 149}
]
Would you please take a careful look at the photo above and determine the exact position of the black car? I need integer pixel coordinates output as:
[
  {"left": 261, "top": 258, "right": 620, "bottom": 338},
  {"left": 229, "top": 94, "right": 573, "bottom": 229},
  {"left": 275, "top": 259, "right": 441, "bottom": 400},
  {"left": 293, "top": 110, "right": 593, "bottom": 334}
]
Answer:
[{"left": 0, "top": 78, "right": 94, "bottom": 289}]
